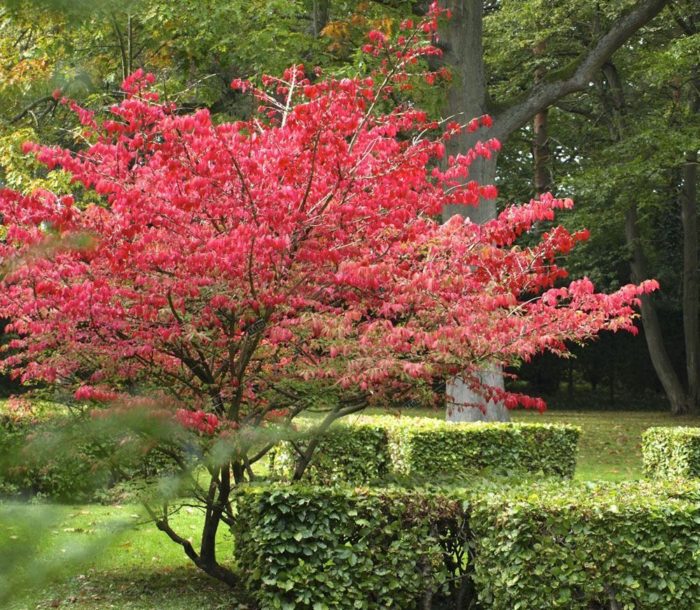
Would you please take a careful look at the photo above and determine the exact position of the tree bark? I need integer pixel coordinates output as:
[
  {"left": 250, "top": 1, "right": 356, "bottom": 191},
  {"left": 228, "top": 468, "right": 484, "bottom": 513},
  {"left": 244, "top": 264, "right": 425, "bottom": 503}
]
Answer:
[
  {"left": 533, "top": 41, "right": 551, "bottom": 195},
  {"left": 625, "top": 206, "right": 690, "bottom": 414},
  {"left": 439, "top": 1, "right": 507, "bottom": 421},
  {"left": 682, "top": 60, "right": 699, "bottom": 411},
  {"left": 312, "top": 0, "right": 330, "bottom": 38},
  {"left": 440, "top": 0, "right": 496, "bottom": 223},
  {"left": 681, "top": 149, "right": 698, "bottom": 412}
]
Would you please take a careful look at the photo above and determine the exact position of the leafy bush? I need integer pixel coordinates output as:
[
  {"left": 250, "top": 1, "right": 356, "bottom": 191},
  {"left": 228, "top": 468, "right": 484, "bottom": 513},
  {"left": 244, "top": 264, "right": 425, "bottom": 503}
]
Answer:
[
  {"left": 0, "top": 409, "right": 179, "bottom": 501},
  {"left": 234, "top": 485, "right": 467, "bottom": 609},
  {"left": 364, "top": 416, "right": 581, "bottom": 480},
  {"left": 270, "top": 422, "right": 391, "bottom": 484},
  {"left": 642, "top": 426, "right": 700, "bottom": 479},
  {"left": 469, "top": 480, "right": 700, "bottom": 610}
]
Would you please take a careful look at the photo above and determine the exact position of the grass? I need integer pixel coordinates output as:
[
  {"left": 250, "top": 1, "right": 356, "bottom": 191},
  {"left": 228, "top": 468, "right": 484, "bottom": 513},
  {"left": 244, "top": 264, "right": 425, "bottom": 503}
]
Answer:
[
  {"left": 2, "top": 408, "right": 699, "bottom": 608},
  {"left": 2, "top": 504, "right": 244, "bottom": 609},
  {"left": 514, "top": 409, "right": 700, "bottom": 481}
]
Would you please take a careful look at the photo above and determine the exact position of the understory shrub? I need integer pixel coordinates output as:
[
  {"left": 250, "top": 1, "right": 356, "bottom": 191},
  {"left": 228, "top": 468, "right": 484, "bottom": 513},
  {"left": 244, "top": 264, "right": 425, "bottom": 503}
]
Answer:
[
  {"left": 0, "top": 410, "right": 179, "bottom": 501},
  {"left": 270, "top": 422, "right": 391, "bottom": 484},
  {"left": 234, "top": 485, "right": 469, "bottom": 609},
  {"left": 642, "top": 426, "right": 700, "bottom": 479},
  {"left": 469, "top": 480, "right": 700, "bottom": 610}
]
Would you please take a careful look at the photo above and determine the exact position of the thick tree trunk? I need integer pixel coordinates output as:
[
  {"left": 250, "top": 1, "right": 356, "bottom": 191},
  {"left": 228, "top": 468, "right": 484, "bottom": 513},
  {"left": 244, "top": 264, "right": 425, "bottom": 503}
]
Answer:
[{"left": 439, "top": 0, "right": 508, "bottom": 422}]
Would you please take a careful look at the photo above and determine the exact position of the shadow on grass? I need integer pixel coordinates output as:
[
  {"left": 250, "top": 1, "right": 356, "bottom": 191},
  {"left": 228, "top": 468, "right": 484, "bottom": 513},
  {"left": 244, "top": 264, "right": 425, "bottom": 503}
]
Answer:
[{"left": 16, "top": 566, "right": 249, "bottom": 610}]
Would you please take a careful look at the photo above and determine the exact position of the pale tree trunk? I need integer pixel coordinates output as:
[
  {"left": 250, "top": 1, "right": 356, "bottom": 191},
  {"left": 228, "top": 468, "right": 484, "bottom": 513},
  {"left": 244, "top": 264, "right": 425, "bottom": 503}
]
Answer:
[{"left": 439, "top": 0, "right": 508, "bottom": 422}]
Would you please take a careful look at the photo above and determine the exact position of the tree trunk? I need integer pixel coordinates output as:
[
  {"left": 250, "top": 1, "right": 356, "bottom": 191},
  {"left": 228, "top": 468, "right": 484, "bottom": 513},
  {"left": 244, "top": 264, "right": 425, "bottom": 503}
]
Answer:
[
  {"left": 681, "top": 149, "right": 699, "bottom": 412},
  {"left": 439, "top": 0, "right": 508, "bottom": 422},
  {"left": 625, "top": 206, "right": 690, "bottom": 414},
  {"left": 439, "top": 0, "right": 493, "bottom": 221},
  {"left": 533, "top": 41, "right": 551, "bottom": 195},
  {"left": 681, "top": 65, "right": 699, "bottom": 412},
  {"left": 312, "top": 0, "right": 330, "bottom": 38}
]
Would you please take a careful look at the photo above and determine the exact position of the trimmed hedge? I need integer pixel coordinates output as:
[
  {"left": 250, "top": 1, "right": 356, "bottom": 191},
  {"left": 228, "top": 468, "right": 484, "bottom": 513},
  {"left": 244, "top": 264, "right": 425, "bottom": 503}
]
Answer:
[
  {"left": 234, "top": 485, "right": 466, "bottom": 609},
  {"left": 643, "top": 426, "right": 700, "bottom": 479},
  {"left": 373, "top": 416, "right": 581, "bottom": 479},
  {"left": 235, "top": 481, "right": 700, "bottom": 610},
  {"left": 470, "top": 480, "right": 700, "bottom": 610},
  {"left": 274, "top": 416, "right": 581, "bottom": 484},
  {"left": 270, "top": 423, "right": 391, "bottom": 484}
]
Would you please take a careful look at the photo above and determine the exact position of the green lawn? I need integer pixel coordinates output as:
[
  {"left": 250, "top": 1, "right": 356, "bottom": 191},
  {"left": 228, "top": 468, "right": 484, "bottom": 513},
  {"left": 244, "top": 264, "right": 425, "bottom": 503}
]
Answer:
[
  {"left": 3, "top": 409, "right": 699, "bottom": 609},
  {"left": 2, "top": 504, "right": 243, "bottom": 609},
  {"left": 513, "top": 409, "right": 700, "bottom": 481}
]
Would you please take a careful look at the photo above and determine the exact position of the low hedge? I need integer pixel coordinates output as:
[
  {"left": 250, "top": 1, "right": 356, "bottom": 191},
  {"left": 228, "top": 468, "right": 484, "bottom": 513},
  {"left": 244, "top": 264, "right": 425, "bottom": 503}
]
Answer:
[
  {"left": 235, "top": 480, "right": 700, "bottom": 610},
  {"left": 274, "top": 416, "right": 581, "bottom": 484},
  {"left": 642, "top": 426, "right": 700, "bottom": 479},
  {"left": 470, "top": 480, "right": 700, "bottom": 610},
  {"left": 270, "top": 422, "right": 391, "bottom": 484},
  {"left": 375, "top": 416, "right": 580, "bottom": 479},
  {"left": 234, "top": 485, "right": 467, "bottom": 609}
]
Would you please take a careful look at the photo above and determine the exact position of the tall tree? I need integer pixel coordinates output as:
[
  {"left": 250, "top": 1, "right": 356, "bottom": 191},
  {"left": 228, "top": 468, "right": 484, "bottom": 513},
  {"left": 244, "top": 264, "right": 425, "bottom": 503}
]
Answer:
[
  {"left": 437, "top": 0, "right": 672, "bottom": 420},
  {"left": 506, "top": 0, "right": 699, "bottom": 414}
]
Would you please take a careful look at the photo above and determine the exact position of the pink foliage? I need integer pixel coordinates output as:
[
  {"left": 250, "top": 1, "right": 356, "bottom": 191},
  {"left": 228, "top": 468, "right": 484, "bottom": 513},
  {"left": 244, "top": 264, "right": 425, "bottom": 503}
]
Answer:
[{"left": 0, "top": 8, "right": 656, "bottom": 429}]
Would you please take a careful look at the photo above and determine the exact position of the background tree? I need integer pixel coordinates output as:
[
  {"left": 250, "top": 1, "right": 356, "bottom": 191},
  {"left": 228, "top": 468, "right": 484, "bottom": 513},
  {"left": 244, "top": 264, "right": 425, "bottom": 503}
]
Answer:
[
  {"left": 489, "top": 0, "right": 699, "bottom": 414},
  {"left": 435, "top": 0, "right": 673, "bottom": 420}
]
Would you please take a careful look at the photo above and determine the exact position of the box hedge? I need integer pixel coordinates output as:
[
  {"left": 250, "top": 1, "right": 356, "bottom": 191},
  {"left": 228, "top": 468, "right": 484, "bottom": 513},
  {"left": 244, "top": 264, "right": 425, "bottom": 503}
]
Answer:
[
  {"left": 233, "top": 485, "right": 467, "bottom": 609},
  {"left": 371, "top": 416, "right": 581, "bottom": 480},
  {"left": 469, "top": 480, "right": 700, "bottom": 610},
  {"left": 274, "top": 416, "right": 581, "bottom": 484},
  {"left": 270, "top": 422, "right": 391, "bottom": 484},
  {"left": 642, "top": 426, "right": 700, "bottom": 479},
  {"left": 235, "top": 480, "right": 700, "bottom": 610}
]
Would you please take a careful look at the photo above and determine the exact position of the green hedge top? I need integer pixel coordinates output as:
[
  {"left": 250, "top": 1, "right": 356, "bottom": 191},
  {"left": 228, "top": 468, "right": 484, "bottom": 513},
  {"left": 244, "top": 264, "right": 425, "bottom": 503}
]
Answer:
[
  {"left": 234, "top": 484, "right": 461, "bottom": 610},
  {"left": 469, "top": 479, "right": 700, "bottom": 610},
  {"left": 642, "top": 426, "right": 700, "bottom": 479},
  {"left": 269, "top": 422, "right": 391, "bottom": 485},
  {"left": 355, "top": 415, "right": 581, "bottom": 480}
]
